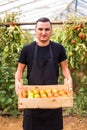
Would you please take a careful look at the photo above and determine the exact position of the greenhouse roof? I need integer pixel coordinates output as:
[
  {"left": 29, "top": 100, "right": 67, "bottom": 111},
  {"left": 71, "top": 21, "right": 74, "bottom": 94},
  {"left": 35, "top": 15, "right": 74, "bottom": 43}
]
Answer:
[{"left": 0, "top": 0, "right": 87, "bottom": 29}]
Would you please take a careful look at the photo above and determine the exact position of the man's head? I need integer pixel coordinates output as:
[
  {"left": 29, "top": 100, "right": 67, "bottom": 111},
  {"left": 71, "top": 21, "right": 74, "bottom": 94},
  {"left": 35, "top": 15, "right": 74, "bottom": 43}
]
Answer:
[
  {"left": 35, "top": 17, "right": 52, "bottom": 45},
  {"left": 36, "top": 17, "right": 52, "bottom": 27}
]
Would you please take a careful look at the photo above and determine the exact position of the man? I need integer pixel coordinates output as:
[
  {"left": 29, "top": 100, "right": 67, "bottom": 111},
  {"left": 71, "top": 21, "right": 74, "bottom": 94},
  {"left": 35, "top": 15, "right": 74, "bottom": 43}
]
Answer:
[{"left": 15, "top": 17, "right": 73, "bottom": 130}]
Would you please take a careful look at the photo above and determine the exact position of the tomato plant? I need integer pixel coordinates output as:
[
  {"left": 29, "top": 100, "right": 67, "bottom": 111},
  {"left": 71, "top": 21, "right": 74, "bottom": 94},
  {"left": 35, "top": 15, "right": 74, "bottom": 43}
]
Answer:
[
  {"left": 0, "top": 12, "right": 33, "bottom": 115},
  {"left": 51, "top": 20, "right": 87, "bottom": 88},
  {"left": 51, "top": 17, "right": 87, "bottom": 115}
]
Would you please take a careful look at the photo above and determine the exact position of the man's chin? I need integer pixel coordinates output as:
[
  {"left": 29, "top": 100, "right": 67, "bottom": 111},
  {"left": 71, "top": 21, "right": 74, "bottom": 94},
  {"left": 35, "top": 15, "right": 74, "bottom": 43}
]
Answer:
[{"left": 41, "top": 39, "right": 48, "bottom": 42}]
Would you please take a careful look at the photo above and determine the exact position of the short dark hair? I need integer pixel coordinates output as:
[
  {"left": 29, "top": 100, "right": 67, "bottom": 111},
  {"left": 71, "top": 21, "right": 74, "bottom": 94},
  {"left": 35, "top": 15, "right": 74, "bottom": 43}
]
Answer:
[{"left": 36, "top": 17, "right": 52, "bottom": 25}]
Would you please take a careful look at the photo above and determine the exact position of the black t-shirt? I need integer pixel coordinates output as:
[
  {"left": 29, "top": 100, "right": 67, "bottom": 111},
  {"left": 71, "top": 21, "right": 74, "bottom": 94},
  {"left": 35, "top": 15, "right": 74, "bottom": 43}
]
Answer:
[{"left": 19, "top": 41, "right": 67, "bottom": 79}]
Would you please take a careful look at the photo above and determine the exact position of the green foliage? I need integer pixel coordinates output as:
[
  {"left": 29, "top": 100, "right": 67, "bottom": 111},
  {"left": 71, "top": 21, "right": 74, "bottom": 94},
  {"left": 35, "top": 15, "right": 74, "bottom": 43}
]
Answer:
[
  {"left": 74, "top": 87, "right": 87, "bottom": 115},
  {"left": 52, "top": 22, "right": 87, "bottom": 70},
  {"left": 51, "top": 17, "right": 87, "bottom": 115},
  {"left": 64, "top": 88, "right": 87, "bottom": 116},
  {"left": 0, "top": 12, "right": 33, "bottom": 115}
]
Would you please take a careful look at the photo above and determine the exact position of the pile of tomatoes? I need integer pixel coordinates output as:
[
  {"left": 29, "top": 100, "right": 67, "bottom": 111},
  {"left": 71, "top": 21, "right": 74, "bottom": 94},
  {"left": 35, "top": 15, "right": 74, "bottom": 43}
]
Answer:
[{"left": 18, "top": 87, "right": 72, "bottom": 98}]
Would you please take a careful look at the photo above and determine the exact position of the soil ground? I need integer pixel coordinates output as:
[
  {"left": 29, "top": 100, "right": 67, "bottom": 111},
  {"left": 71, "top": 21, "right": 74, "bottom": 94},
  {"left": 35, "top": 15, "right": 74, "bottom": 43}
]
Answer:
[{"left": 0, "top": 115, "right": 87, "bottom": 130}]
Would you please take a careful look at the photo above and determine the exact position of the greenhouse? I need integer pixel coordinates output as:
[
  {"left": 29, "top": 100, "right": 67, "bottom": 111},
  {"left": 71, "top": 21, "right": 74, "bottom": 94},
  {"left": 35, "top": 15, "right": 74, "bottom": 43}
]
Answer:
[{"left": 0, "top": 0, "right": 87, "bottom": 130}]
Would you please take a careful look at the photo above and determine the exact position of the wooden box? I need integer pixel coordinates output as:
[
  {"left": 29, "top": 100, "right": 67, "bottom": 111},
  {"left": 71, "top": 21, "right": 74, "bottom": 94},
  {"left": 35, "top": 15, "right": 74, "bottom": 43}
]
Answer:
[{"left": 18, "top": 78, "right": 73, "bottom": 109}]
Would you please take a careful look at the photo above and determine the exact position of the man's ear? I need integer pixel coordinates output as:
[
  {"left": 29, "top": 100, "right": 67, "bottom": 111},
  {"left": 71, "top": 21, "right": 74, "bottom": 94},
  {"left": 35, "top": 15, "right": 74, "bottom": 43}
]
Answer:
[
  {"left": 50, "top": 29, "right": 52, "bottom": 36},
  {"left": 35, "top": 27, "right": 37, "bottom": 33}
]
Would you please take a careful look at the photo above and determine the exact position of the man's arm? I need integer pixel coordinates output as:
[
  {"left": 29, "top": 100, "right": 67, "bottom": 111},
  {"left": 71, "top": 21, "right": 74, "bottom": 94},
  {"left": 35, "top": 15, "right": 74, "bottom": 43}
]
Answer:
[
  {"left": 15, "top": 63, "right": 26, "bottom": 95},
  {"left": 60, "top": 60, "right": 73, "bottom": 89}
]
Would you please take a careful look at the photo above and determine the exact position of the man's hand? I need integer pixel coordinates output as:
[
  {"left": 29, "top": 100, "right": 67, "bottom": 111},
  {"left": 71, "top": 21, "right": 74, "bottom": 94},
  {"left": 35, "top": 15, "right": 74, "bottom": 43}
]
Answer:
[
  {"left": 15, "top": 79, "right": 22, "bottom": 96},
  {"left": 68, "top": 78, "right": 73, "bottom": 89},
  {"left": 67, "top": 78, "right": 73, "bottom": 95}
]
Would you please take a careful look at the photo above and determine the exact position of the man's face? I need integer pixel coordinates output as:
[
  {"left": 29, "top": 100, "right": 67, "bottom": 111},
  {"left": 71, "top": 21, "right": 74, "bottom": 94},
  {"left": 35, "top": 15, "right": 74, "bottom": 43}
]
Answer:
[{"left": 35, "top": 21, "right": 52, "bottom": 43}]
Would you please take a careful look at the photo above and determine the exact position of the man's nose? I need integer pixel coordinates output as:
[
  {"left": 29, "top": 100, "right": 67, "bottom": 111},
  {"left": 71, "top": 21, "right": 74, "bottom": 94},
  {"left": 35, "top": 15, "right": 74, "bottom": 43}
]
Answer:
[{"left": 42, "top": 30, "right": 46, "bottom": 34}]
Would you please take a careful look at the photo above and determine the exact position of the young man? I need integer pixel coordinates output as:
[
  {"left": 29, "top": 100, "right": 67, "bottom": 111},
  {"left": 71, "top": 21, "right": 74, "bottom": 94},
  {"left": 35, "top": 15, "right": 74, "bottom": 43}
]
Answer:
[{"left": 15, "top": 17, "right": 73, "bottom": 130}]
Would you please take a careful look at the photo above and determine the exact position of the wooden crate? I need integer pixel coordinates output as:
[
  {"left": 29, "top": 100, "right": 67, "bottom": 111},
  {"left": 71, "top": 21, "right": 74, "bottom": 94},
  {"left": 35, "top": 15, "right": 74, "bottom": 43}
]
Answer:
[{"left": 18, "top": 78, "right": 73, "bottom": 109}]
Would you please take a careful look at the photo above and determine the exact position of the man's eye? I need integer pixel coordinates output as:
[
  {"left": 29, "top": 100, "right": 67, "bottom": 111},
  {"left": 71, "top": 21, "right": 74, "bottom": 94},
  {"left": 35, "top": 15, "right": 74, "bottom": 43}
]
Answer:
[
  {"left": 38, "top": 28, "right": 50, "bottom": 31},
  {"left": 38, "top": 28, "right": 43, "bottom": 31},
  {"left": 45, "top": 28, "right": 50, "bottom": 31}
]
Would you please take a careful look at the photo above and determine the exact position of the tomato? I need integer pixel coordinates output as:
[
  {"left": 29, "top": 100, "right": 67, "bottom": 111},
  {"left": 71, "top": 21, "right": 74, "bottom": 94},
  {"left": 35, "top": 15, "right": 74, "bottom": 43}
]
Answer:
[
  {"left": 51, "top": 88, "right": 58, "bottom": 94},
  {"left": 39, "top": 89, "right": 45, "bottom": 95},
  {"left": 40, "top": 93, "right": 47, "bottom": 98},
  {"left": 22, "top": 89, "right": 27, "bottom": 98},
  {"left": 33, "top": 89, "right": 39, "bottom": 94},
  {"left": 47, "top": 92, "right": 53, "bottom": 98},
  {"left": 71, "top": 39, "right": 76, "bottom": 44},
  {"left": 45, "top": 88, "right": 51, "bottom": 94},
  {"left": 53, "top": 93, "right": 59, "bottom": 97},
  {"left": 34, "top": 94, "right": 40, "bottom": 98},
  {"left": 74, "top": 25, "right": 79, "bottom": 30},
  {"left": 79, "top": 33, "right": 85, "bottom": 39}
]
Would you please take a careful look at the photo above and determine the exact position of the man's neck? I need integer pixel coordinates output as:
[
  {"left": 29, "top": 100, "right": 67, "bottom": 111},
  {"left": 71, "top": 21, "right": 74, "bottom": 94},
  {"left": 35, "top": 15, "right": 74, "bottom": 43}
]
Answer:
[{"left": 36, "top": 40, "right": 50, "bottom": 47}]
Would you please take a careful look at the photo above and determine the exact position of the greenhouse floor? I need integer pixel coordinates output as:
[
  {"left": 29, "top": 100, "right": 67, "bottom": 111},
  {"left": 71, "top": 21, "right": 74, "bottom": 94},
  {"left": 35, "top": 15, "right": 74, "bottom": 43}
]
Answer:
[{"left": 0, "top": 115, "right": 87, "bottom": 130}]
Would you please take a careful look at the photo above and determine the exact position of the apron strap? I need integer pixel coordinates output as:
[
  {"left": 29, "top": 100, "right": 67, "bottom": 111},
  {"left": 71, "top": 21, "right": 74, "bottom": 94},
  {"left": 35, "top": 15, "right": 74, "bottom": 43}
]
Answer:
[
  {"left": 49, "top": 44, "right": 53, "bottom": 59},
  {"left": 34, "top": 44, "right": 38, "bottom": 60}
]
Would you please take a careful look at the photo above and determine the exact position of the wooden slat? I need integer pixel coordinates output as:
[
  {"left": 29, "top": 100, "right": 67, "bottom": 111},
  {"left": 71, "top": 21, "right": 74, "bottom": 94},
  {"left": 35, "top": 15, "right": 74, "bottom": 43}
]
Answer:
[{"left": 18, "top": 97, "right": 73, "bottom": 109}]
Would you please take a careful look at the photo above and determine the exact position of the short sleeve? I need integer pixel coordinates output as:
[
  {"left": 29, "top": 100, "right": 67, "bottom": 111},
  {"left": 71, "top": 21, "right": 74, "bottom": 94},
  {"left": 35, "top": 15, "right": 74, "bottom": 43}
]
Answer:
[
  {"left": 59, "top": 45, "right": 67, "bottom": 63},
  {"left": 18, "top": 46, "right": 27, "bottom": 65}
]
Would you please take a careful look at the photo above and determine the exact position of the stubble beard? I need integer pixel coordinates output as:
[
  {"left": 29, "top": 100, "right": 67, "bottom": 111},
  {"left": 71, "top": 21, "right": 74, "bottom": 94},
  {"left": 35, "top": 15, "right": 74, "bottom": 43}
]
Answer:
[{"left": 40, "top": 36, "right": 50, "bottom": 43}]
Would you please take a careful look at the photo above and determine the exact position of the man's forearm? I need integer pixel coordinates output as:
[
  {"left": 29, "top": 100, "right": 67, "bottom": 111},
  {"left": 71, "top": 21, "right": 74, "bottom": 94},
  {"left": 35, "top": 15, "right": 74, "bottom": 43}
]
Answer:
[
  {"left": 15, "top": 70, "right": 23, "bottom": 81},
  {"left": 62, "top": 67, "right": 73, "bottom": 89}
]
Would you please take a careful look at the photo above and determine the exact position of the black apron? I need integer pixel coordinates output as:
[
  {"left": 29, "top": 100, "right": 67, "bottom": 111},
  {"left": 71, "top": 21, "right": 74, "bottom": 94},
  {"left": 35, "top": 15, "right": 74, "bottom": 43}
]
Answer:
[{"left": 23, "top": 44, "right": 63, "bottom": 130}]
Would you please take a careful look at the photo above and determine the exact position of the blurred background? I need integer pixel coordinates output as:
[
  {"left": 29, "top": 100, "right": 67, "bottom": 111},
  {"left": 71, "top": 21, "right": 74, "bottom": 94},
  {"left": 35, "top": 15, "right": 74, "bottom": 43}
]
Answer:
[{"left": 0, "top": 0, "right": 87, "bottom": 117}]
